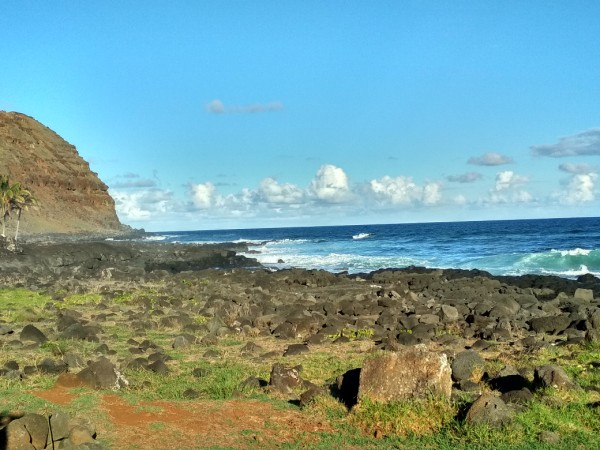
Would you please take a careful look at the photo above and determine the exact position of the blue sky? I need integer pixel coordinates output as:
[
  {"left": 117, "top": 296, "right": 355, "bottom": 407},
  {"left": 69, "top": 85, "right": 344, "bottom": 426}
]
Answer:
[{"left": 2, "top": 1, "right": 599, "bottom": 231}]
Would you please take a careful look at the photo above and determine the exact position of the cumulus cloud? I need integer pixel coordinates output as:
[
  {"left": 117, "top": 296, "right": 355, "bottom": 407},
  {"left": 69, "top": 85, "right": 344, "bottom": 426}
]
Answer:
[
  {"left": 191, "top": 182, "right": 216, "bottom": 209},
  {"left": 453, "top": 194, "right": 467, "bottom": 205},
  {"left": 482, "top": 171, "right": 532, "bottom": 205},
  {"left": 423, "top": 182, "right": 442, "bottom": 205},
  {"left": 446, "top": 172, "right": 482, "bottom": 183},
  {"left": 369, "top": 176, "right": 420, "bottom": 205},
  {"left": 111, "top": 188, "right": 176, "bottom": 222},
  {"left": 558, "top": 162, "right": 597, "bottom": 174},
  {"left": 368, "top": 176, "right": 442, "bottom": 206},
  {"left": 468, "top": 152, "right": 514, "bottom": 166},
  {"left": 206, "top": 99, "right": 284, "bottom": 114},
  {"left": 531, "top": 128, "right": 600, "bottom": 157},
  {"left": 494, "top": 171, "right": 528, "bottom": 191},
  {"left": 487, "top": 190, "right": 533, "bottom": 204},
  {"left": 309, "top": 165, "right": 351, "bottom": 203},
  {"left": 259, "top": 177, "right": 305, "bottom": 204},
  {"left": 559, "top": 173, "right": 597, "bottom": 204}
]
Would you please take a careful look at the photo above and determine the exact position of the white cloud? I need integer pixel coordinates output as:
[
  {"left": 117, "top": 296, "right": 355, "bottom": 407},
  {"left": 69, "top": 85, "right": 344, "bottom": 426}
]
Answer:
[
  {"left": 447, "top": 172, "right": 482, "bottom": 183},
  {"left": 191, "top": 182, "right": 216, "bottom": 209},
  {"left": 423, "top": 182, "right": 442, "bottom": 205},
  {"left": 309, "top": 165, "right": 351, "bottom": 203},
  {"left": 370, "top": 176, "right": 420, "bottom": 205},
  {"left": 206, "top": 99, "right": 284, "bottom": 114},
  {"left": 513, "top": 190, "right": 533, "bottom": 203},
  {"left": 487, "top": 190, "right": 533, "bottom": 204},
  {"left": 531, "top": 128, "right": 600, "bottom": 157},
  {"left": 494, "top": 171, "right": 528, "bottom": 191},
  {"left": 481, "top": 171, "right": 532, "bottom": 205},
  {"left": 368, "top": 176, "right": 441, "bottom": 206},
  {"left": 259, "top": 177, "right": 305, "bottom": 204},
  {"left": 453, "top": 194, "right": 467, "bottom": 205},
  {"left": 559, "top": 173, "right": 597, "bottom": 204},
  {"left": 111, "top": 188, "right": 176, "bottom": 222},
  {"left": 468, "top": 152, "right": 514, "bottom": 166},
  {"left": 558, "top": 162, "right": 596, "bottom": 174}
]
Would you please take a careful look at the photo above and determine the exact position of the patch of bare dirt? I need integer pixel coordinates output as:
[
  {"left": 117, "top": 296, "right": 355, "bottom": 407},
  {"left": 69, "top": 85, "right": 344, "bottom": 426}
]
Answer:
[{"left": 31, "top": 387, "right": 332, "bottom": 449}]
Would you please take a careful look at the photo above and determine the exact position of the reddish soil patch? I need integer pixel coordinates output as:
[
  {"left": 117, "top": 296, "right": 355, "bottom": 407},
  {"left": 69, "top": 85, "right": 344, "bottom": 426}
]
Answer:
[
  {"left": 101, "top": 395, "right": 331, "bottom": 449},
  {"left": 31, "top": 384, "right": 77, "bottom": 406},
  {"left": 31, "top": 383, "right": 333, "bottom": 449}
]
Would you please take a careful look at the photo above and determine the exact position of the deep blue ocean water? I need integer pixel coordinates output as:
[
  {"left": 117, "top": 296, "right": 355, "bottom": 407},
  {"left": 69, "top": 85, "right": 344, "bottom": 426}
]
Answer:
[{"left": 140, "top": 217, "right": 600, "bottom": 278}]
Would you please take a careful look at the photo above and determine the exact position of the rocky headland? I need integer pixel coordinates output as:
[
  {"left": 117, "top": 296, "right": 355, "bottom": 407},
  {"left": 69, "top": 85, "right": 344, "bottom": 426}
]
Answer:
[{"left": 0, "top": 111, "right": 126, "bottom": 236}]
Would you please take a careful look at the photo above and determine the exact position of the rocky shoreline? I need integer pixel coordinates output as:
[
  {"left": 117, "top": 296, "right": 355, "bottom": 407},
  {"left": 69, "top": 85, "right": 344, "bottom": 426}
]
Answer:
[{"left": 1, "top": 239, "right": 599, "bottom": 448}]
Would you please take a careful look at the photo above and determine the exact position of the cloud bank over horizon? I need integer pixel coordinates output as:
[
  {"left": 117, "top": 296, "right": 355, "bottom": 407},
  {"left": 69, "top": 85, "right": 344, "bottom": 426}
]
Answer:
[{"left": 110, "top": 143, "right": 599, "bottom": 230}]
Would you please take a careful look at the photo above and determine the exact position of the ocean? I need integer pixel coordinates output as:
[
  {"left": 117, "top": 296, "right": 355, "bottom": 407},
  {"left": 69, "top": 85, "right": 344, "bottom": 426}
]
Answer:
[{"left": 142, "top": 217, "right": 600, "bottom": 278}]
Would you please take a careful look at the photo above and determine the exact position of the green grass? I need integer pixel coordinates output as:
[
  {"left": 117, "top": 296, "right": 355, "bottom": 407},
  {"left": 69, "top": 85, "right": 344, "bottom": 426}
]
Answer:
[
  {"left": 2, "top": 285, "right": 600, "bottom": 450},
  {"left": 0, "top": 288, "right": 52, "bottom": 322}
]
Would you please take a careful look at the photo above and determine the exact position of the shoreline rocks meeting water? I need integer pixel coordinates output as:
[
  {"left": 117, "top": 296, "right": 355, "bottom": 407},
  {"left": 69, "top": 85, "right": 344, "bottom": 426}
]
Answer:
[{"left": 1, "top": 238, "right": 599, "bottom": 448}]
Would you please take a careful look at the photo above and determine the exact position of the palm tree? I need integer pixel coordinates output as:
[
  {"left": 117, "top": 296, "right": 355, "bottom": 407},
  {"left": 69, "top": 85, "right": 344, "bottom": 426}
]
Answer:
[
  {"left": 0, "top": 175, "right": 14, "bottom": 238},
  {"left": 9, "top": 183, "right": 39, "bottom": 242}
]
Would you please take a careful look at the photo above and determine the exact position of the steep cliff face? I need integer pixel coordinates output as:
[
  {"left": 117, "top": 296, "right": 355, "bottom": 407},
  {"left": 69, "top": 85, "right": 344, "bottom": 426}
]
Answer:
[{"left": 0, "top": 111, "right": 124, "bottom": 235}]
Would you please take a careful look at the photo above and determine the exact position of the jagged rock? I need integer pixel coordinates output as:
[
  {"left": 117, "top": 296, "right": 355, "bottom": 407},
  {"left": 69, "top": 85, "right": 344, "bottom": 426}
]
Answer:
[
  {"left": 76, "top": 357, "right": 127, "bottom": 390},
  {"left": 148, "top": 360, "right": 169, "bottom": 375},
  {"left": 240, "top": 341, "right": 264, "bottom": 355},
  {"left": 269, "top": 363, "right": 302, "bottom": 394},
  {"left": 501, "top": 388, "right": 533, "bottom": 404},
  {"left": 182, "top": 388, "right": 200, "bottom": 399},
  {"left": 38, "top": 358, "right": 68, "bottom": 375},
  {"left": 3, "top": 413, "right": 48, "bottom": 450},
  {"left": 49, "top": 410, "right": 72, "bottom": 441},
  {"left": 439, "top": 304, "right": 459, "bottom": 322},
  {"left": 452, "top": 350, "right": 485, "bottom": 383},
  {"left": 466, "top": 394, "right": 514, "bottom": 426},
  {"left": 4, "top": 360, "right": 19, "bottom": 371},
  {"left": 534, "top": 365, "right": 578, "bottom": 390},
  {"left": 529, "top": 315, "right": 571, "bottom": 334},
  {"left": 68, "top": 425, "right": 96, "bottom": 446},
  {"left": 283, "top": 343, "right": 310, "bottom": 356},
  {"left": 19, "top": 324, "right": 47, "bottom": 344},
  {"left": 299, "top": 385, "right": 327, "bottom": 408},
  {"left": 358, "top": 346, "right": 452, "bottom": 403},
  {"left": 585, "top": 329, "right": 600, "bottom": 344},
  {"left": 59, "top": 323, "right": 99, "bottom": 342},
  {"left": 1, "top": 419, "right": 32, "bottom": 450},
  {"left": 0, "top": 324, "right": 14, "bottom": 335},
  {"left": 172, "top": 335, "right": 192, "bottom": 349},
  {"left": 574, "top": 288, "right": 593, "bottom": 301}
]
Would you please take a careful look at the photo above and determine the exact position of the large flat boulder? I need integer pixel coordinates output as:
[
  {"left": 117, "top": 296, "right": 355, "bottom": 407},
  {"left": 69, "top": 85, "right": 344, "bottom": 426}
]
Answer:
[{"left": 358, "top": 345, "right": 452, "bottom": 403}]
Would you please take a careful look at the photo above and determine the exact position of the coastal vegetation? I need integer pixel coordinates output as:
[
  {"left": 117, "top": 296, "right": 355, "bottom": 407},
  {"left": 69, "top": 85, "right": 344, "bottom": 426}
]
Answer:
[
  {"left": 0, "top": 264, "right": 599, "bottom": 449},
  {"left": 0, "top": 174, "right": 39, "bottom": 242}
]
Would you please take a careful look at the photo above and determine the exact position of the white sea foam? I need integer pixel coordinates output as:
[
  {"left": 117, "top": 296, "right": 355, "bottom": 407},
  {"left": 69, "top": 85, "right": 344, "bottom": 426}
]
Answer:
[
  {"left": 352, "top": 233, "right": 371, "bottom": 240},
  {"left": 249, "top": 251, "right": 426, "bottom": 273},
  {"left": 144, "top": 235, "right": 168, "bottom": 241},
  {"left": 541, "top": 265, "right": 599, "bottom": 278},
  {"left": 553, "top": 248, "right": 592, "bottom": 257}
]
